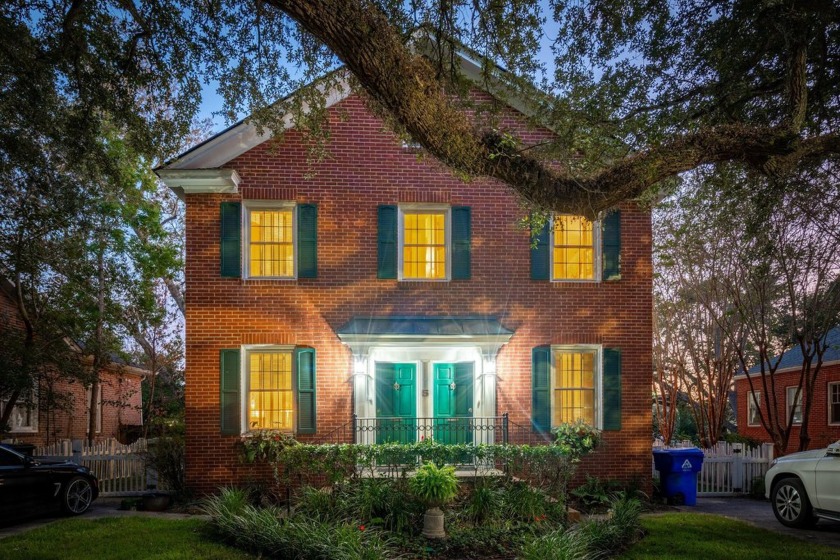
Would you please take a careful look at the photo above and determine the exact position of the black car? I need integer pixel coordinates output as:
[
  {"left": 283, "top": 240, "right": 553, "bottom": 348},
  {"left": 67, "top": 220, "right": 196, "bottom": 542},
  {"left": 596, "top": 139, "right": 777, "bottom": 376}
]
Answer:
[{"left": 0, "top": 444, "right": 99, "bottom": 522}]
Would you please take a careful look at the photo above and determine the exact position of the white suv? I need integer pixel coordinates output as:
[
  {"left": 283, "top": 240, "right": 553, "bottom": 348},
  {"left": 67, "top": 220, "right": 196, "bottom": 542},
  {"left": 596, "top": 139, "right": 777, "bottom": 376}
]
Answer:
[{"left": 765, "top": 441, "right": 840, "bottom": 527}]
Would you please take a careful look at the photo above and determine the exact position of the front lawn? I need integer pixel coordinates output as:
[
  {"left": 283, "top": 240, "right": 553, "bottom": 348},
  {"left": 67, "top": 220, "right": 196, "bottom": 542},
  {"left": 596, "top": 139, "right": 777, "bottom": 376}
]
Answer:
[
  {"left": 2, "top": 511, "right": 837, "bottom": 560},
  {"left": 0, "top": 517, "right": 257, "bottom": 560},
  {"left": 621, "top": 513, "right": 839, "bottom": 560}
]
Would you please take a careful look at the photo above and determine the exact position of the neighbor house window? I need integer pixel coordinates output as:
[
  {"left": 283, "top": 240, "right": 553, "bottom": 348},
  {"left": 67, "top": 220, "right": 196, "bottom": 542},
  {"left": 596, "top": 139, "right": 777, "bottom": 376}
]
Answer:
[
  {"left": 553, "top": 215, "right": 597, "bottom": 281},
  {"left": 552, "top": 347, "right": 599, "bottom": 427},
  {"left": 245, "top": 203, "right": 296, "bottom": 278},
  {"left": 85, "top": 385, "right": 102, "bottom": 434},
  {"left": 1, "top": 393, "right": 38, "bottom": 433},
  {"left": 399, "top": 207, "right": 449, "bottom": 280},
  {"left": 247, "top": 350, "right": 294, "bottom": 431},
  {"left": 829, "top": 383, "right": 840, "bottom": 425},
  {"left": 786, "top": 386, "right": 802, "bottom": 425},
  {"left": 747, "top": 391, "right": 761, "bottom": 426}
]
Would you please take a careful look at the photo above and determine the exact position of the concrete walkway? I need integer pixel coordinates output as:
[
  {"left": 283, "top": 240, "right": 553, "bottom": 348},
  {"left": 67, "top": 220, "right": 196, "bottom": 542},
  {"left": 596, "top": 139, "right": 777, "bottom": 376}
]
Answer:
[
  {"left": 0, "top": 498, "right": 203, "bottom": 540},
  {"left": 676, "top": 496, "right": 840, "bottom": 548}
]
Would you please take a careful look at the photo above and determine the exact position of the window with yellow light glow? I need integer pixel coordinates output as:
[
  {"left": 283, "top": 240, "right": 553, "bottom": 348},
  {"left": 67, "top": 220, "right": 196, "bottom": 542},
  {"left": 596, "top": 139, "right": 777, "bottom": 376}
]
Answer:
[
  {"left": 248, "top": 207, "right": 294, "bottom": 277},
  {"left": 248, "top": 351, "right": 294, "bottom": 430},
  {"left": 402, "top": 210, "right": 447, "bottom": 280},
  {"left": 552, "top": 215, "right": 595, "bottom": 280},
  {"left": 553, "top": 350, "right": 597, "bottom": 427}
]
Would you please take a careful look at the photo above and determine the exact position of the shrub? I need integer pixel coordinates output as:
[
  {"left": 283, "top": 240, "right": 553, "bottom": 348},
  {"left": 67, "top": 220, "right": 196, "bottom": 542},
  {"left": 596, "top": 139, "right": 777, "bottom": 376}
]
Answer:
[
  {"left": 571, "top": 475, "right": 624, "bottom": 510},
  {"left": 519, "top": 497, "right": 643, "bottom": 560},
  {"left": 463, "top": 480, "right": 503, "bottom": 524},
  {"left": 503, "top": 481, "right": 550, "bottom": 522},
  {"left": 144, "top": 434, "right": 188, "bottom": 500},
  {"left": 409, "top": 462, "right": 458, "bottom": 509},
  {"left": 204, "top": 488, "right": 394, "bottom": 560}
]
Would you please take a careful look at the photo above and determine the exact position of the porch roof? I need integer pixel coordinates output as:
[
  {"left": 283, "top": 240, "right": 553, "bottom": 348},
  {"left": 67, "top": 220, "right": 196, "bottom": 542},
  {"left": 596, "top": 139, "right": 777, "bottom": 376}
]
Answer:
[
  {"left": 336, "top": 316, "right": 514, "bottom": 352},
  {"left": 337, "top": 316, "right": 513, "bottom": 337}
]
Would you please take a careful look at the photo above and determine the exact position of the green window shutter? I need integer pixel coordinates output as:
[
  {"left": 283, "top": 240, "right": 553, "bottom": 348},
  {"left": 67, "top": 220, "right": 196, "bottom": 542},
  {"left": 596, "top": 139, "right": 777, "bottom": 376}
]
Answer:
[
  {"left": 532, "top": 346, "right": 551, "bottom": 434},
  {"left": 295, "top": 347, "right": 317, "bottom": 434},
  {"left": 602, "top": 210, "right": 621, "bottom": 281},
  {"left": 530, "top": 221, "right": 550, "bottom": 281},
  {"left": 451, "top": 206, "right": 471, "bottom": 280},
  {"left": 220, "top": 202, "right": 242, "bottom": 277},
  {"left": 377, "top": 205, "right": 397, "bottom": 279},
  {"left": 297, "top": 204, "right": 318, "bottom": 278},
  {"left": 220, "top": 349, "right": 241, "bottom": 435},
  {"left": 602, "top": 348, "right": 622, "bottom": 431}
]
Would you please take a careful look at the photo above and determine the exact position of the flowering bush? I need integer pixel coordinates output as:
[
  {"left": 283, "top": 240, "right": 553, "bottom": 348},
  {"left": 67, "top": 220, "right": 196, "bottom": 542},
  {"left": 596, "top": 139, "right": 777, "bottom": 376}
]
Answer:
[{"left": 552, "top": 420, "right": 601, "bottom": 462}]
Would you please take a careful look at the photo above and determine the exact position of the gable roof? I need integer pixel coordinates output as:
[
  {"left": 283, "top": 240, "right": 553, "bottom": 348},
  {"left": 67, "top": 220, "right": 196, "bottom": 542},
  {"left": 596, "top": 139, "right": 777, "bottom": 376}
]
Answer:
[
  {"left": 156, "top": 38, "right": 549, "bottom": 197},
  {"left": 742, "top": 326, "right": 840, "bottom": 376}
]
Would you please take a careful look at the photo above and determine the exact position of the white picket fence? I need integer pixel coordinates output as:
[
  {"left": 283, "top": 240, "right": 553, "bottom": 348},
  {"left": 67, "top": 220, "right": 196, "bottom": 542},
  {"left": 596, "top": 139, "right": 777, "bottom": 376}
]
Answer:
[
  {"left": 653, "top": 440, "right": 775, "bottom": 497},
  {"left": 35, "top": 438, "right": 149, "bottom": 497}
]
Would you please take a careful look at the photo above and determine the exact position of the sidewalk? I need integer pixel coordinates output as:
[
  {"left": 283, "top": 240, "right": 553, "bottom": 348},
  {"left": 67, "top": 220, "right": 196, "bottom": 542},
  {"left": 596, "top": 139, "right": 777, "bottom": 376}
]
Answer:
[
  {"left": 0, "top": 498, "right": 204, "bottom": 540},
  {"left": 677, "top": 496, "right": 840, "bottom": 548}
]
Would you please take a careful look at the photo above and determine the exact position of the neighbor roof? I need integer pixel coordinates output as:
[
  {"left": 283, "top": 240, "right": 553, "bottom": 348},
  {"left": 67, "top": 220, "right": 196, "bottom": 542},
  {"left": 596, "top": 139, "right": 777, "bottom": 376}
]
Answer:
[{"left": 744, "top": 326, "right": 840, "bottom": 375}]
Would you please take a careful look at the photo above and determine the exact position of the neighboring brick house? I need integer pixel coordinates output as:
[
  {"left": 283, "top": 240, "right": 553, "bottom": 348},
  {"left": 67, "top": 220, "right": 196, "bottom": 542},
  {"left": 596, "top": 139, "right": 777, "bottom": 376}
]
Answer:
[
  {"left": 736, "top": 327, "right": 840, "bottom": 454},
  {"left": 0, "top": 282, "right": 145, "bottom": 447},
  {"left": 157, "top": 57, "right": 653, "bottom": 495}
]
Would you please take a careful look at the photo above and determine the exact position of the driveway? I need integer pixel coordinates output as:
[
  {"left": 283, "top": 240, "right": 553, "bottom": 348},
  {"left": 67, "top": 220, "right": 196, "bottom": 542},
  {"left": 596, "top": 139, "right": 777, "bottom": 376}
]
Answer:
[{"left": 678, "top": 496, "right": 840, "bottom": 548}]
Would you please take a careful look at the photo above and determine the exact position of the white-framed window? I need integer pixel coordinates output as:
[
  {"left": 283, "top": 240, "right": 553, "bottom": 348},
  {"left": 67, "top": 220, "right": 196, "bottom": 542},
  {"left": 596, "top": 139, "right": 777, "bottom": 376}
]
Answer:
[
  {"left": 829, "top": 382, "right": 840, "bottom": 425},
  {"left": 747, "top": 391, "right": 762, "bottom": 426},
  {"left": 551, "top": 345, "right": 601, "bottom": 428},
  {"left": 243, "top": 201, "right": 297, "bottom": 279},
  {"left": 786, "top": 386, "right": 802, "bottom": 425},
  {"left": 244, "top": 346, "right": 295, "bottom": 432},
  {"left": 398, "top": 205, "right": 451, "bottom": 281},
  {"left": 552, "top": 215, "right": 600, "bottom": 281},
  {"left": 85, "top": 385, "right": 102, "bottom": 434},
  {"left": 1, "top": 393, "right": 38, "bottom": 433}
]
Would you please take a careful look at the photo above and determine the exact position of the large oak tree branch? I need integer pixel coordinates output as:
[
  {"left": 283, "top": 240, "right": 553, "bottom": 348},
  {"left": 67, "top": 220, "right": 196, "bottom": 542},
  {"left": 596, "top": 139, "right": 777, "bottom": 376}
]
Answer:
[{"left": 269, "top": 0, "right": 840, "bottom": 216}]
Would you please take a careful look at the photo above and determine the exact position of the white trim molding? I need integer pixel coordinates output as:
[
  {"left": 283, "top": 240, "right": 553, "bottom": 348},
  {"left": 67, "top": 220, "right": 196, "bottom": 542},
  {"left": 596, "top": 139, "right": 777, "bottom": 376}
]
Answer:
[{"left": 156, "top": 168, "right": 241, "bottom": 197}]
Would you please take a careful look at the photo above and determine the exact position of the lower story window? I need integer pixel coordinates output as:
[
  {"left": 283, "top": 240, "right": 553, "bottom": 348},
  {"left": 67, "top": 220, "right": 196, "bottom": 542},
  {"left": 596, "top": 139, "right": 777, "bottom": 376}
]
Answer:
[
  {"left": 248, "top": 350, "right": 294, "bottom": 430},
  {"left": 787, "top": 386, "right": 802, "bottom": 425},
  {"left": 1, "top": 393, "right": 38, "bottom": 433},
  {"left": 747, "top": 391, "right": 761, "bottom": 426},
  {"left": 830, "top": 383, "right": 840, "bottom": 425},
  {"left": 553, "top": 348, "right": 598, "bottom": 427}
]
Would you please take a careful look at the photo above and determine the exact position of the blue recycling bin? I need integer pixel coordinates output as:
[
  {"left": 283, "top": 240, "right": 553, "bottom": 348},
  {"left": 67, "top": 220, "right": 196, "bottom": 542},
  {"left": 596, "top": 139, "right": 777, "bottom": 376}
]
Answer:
[{"left": 653, "top": 447, "right": 704, "bottom": 506}]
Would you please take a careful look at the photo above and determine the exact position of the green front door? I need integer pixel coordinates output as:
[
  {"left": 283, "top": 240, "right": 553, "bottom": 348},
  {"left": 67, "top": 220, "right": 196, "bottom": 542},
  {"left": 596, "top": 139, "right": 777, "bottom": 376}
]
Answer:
[
  {"left": 433, "top": 363, "right": 474, "bottom": 445},
  {"left": 375, "top": 363, "right": 417, "bottom": 444}
]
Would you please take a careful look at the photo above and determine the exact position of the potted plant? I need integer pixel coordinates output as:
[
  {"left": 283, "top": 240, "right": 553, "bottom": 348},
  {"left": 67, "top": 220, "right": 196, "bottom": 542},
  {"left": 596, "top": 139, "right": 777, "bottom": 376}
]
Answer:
[{"left": 409, "top": 461, "right": 458, "bottom": 538}]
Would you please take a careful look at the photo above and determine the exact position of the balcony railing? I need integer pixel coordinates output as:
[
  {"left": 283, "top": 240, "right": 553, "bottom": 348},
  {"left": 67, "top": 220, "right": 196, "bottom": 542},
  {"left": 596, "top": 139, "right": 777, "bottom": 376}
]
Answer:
[{"left": 315, "top": 413, "right": 553, "bottom": 447}]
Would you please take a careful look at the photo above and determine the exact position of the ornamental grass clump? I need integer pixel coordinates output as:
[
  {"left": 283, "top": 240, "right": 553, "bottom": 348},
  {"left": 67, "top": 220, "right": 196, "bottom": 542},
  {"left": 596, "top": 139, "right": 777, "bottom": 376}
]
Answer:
[{"left": 409, "top": 461, "right": 458, "bottom": 538}]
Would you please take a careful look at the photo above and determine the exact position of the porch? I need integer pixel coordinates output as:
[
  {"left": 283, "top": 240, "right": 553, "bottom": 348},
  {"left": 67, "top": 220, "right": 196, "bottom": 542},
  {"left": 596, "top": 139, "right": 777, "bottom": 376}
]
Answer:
[{"left": 316, "top": 413, "right": 552, "bottom": 447}]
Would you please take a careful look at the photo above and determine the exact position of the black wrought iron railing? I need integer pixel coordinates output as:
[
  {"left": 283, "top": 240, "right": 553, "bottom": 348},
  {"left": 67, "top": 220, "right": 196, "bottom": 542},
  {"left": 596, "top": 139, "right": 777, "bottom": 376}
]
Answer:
[{"left": 314, "top": 413, "right": 553, "bottom": 446}]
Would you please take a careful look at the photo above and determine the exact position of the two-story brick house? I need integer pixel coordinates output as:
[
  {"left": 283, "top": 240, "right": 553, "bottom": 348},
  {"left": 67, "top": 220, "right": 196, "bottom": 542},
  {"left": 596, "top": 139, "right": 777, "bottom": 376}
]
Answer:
[{"left": 158, "top": 59, "right": 653, "bottom": 495}]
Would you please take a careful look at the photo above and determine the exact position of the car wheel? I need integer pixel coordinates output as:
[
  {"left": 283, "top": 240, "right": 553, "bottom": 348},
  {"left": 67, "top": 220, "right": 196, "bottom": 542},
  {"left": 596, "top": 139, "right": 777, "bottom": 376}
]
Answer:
[
  {"left": 62, "top": 476, "right": 94, "bottom": 515},
  {"left": 772, "top": 478, "right": 816, "bottom": 528}
]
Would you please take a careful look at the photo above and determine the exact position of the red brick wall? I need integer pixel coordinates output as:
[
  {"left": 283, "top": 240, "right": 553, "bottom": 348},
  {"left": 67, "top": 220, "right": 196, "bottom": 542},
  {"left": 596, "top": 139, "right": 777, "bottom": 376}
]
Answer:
[
  {"left": 0, "top": 287, "right": 143, "bottom": 447},
  {"left": 736, "top": 362, "right": 840, "bottom": 454},
  {"left": 183, "top": 93, "right": 653, "bottom": 494}
]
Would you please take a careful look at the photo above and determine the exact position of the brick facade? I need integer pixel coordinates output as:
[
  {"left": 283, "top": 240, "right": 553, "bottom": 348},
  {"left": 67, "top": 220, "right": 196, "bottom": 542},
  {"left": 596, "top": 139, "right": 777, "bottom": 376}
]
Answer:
[
  {"left": 0, "top": 285, "right": 143, "bottom": 448},
  {"left": 181, "top": 93, "right": 653, "bottom": 495},
  {"left": 735, "top": 362, "right": 840, "bottom": 454}
]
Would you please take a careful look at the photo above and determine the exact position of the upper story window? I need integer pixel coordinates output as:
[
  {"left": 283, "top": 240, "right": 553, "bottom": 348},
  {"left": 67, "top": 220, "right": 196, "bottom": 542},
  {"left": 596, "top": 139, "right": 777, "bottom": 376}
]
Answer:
[
  {"left": 245, "top": 203, "right": 296, "bottom": 278},
  {"left": 829, "top": 382, "right": 840, "bottom": 425},
  {"left": 552, "top": 346, "right": 600, "bottom": 428},
  {"left": 399, "top": 206, "right": 450, "bottom": 281},
  {"left": 553, "top": 215, "right": 598, "bottom": 281},
  {"left": 787, "top": 386, "right": 802, "bottom": 425},
  {"left": 247, "top": 349, "right": 294, "bottom": 431},
  {"left": 747, "top": 391, "right": 761, "bottom": 426}
]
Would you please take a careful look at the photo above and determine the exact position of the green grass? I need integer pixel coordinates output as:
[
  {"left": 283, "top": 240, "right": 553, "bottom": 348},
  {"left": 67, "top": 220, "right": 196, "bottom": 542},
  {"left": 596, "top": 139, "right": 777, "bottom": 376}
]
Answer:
[
  {"left": 0, "top": 517, "right": 258, "bottom": 560},
  {"left": 621, "top": 513, "right": 839, "bottom": 560}
]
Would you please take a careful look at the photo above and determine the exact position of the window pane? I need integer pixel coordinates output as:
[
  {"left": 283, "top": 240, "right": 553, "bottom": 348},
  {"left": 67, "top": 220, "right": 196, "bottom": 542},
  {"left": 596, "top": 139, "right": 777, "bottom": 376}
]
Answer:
[
  {"left": 402, "top": 211, "right": 447, "bottom": 279},
  {"left": 748, "top": 391, "right": 761, "bottom": 425},
  {"left": 249, "top": 209, "right": 294, "bottom": 277},
  {"left": 553, "top": 215, "right": 595, "bottom": 280},
  {"left": 248, "top": 352, "right": 293, "bottom": 430},
  {"left": 832, "top": 385, "right": 840, "bottom": 424},
  {"left": 553, "top": 351, "right": 597, "bottom": 427}
]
